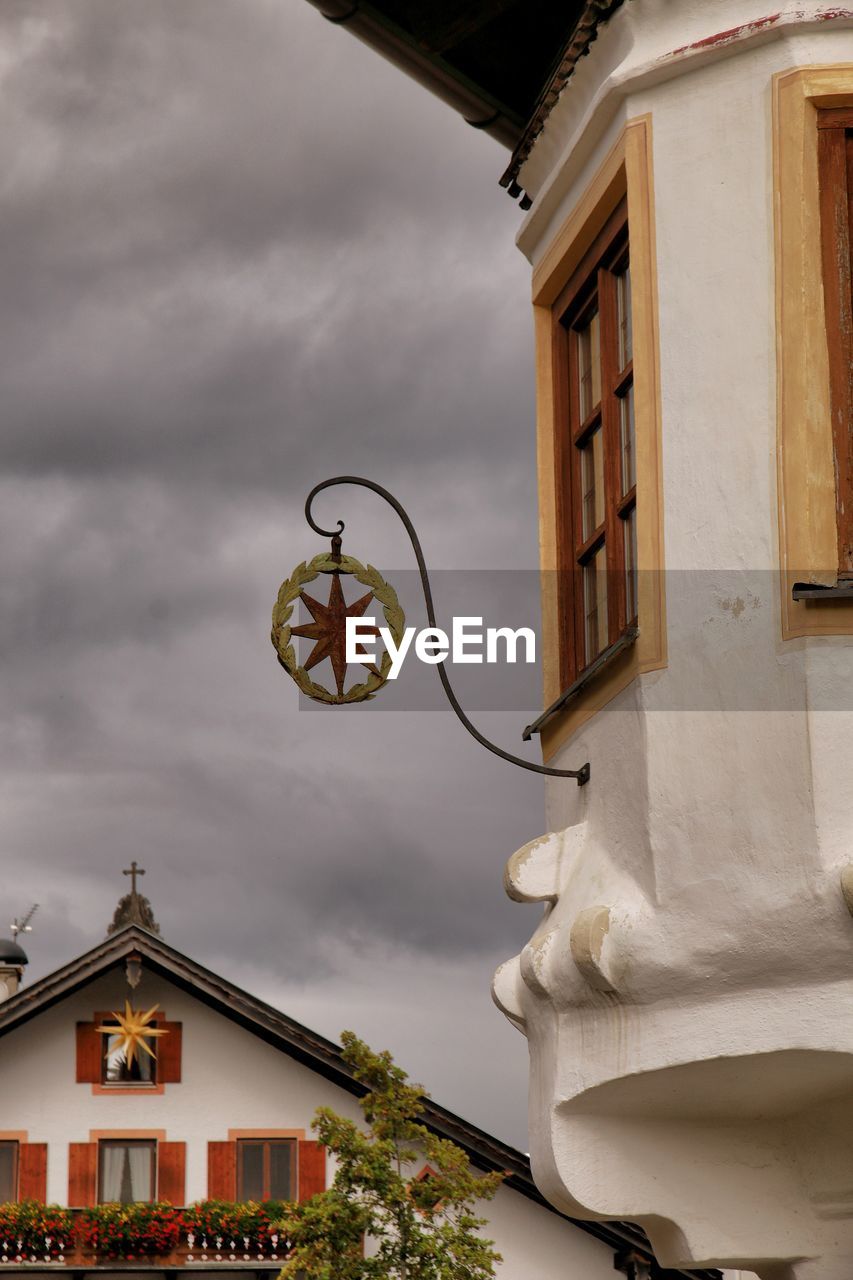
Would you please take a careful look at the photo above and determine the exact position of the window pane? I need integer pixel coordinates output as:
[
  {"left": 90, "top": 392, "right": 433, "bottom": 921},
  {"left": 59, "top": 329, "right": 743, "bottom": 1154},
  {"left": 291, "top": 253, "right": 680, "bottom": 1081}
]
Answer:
[
  {"left": 624, "top": 506, "right": 638, "bottom": 622},
  {"left": 617, "top": 264, "right": 632, "bottom": 368},
  {"left": 99, "top": 1142, "right": 154, "bottom": 1204},
  {"left": 268, "top": 1142, "right": 294, "bottom": 1201},
  {"left": 619, "top": 382, "right": 635, "bottom": 495},
  {"left": 103, "top": 1029, "right": 156, "bottom": 1084},
  {"left": 577, "top": 309, "right": 601, "bottom": 419},
  {"left": 238, "top": 1142, "right": 265, "bottom": 1201},
  {"left": 580, "top": 426, "right": 606, "bottom": 540},
  {"left": 0, "top": 1144, "right": 16, "bottom": 1202},
  {"left": 583, "top": 545, "right": 609, "bottom": 664}
]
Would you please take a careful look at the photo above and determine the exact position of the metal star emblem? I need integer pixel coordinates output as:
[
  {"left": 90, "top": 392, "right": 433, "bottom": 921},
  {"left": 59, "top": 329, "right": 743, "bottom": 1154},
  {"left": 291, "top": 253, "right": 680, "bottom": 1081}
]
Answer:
[
  {"left": 96, "top": 1001, "right": 168, "bottom": 1069},
  {"left": 291, "top": 574, "right": 380, "bottom": 696}
]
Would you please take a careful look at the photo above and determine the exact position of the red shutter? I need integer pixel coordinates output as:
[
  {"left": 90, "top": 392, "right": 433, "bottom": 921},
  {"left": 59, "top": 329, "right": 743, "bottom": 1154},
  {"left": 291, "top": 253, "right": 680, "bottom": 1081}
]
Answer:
[
  {"left": 207, "top": 1141, "right": 236, "bottom": 1199},
  {"left": 76, "top": 1023, "right": 101, "bottom": 1084},
  {"left": 157, "top": 1141, "right": 186, "bottom": 1205},
  {"left": 298, "top": 1141, "right": 325, "bottom": 1201},
  {"left": 18, "top": 1143, "right": 47, "bottom": 1202},
  {"left": 157, "top": 1022, "right": 182, "bottom": 1083},
  {"left": 68, "top": 1143, "right": 97, "bottom": 1207}
]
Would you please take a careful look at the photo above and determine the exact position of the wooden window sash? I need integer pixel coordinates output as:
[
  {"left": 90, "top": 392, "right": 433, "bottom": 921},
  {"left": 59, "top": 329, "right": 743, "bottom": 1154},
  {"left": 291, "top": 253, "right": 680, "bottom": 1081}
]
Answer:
[
  {"left": 236, "top": 1138, "right": 296, "bottom": 1202},
  {"left": 556, "top": 200, "right": 632, "bottom": 686},
  {"left": 817, "top": 114, "right": 853, "bottom": 578}
]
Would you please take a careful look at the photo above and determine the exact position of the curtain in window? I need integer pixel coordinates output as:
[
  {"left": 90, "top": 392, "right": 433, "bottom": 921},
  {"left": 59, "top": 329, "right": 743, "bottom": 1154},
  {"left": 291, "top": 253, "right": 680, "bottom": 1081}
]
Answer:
[{"left": 100, "top": 1144, "right": 152, "bottom": 1203}]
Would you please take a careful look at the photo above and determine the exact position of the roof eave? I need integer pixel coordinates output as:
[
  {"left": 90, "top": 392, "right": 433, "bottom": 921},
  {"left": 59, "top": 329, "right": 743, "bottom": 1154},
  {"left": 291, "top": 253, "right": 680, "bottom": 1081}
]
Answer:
[
  {"left": 303, "top": 0, "right": 523, "bottom": 149},
  {"left": 500, "top": 0, "right": 627, "bottom": 193}
]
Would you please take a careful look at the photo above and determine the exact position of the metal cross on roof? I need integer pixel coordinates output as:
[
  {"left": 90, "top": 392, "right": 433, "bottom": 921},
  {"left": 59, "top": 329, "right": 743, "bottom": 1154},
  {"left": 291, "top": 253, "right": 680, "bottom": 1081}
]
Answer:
[{"left": 123, "top": 861, "right": 145, "bottom": 895}]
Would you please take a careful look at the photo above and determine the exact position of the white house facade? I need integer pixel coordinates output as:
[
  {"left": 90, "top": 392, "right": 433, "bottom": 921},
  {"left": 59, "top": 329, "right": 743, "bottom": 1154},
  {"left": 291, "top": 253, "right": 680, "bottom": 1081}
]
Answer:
[{"left": 0, "top": 888, "right": 721, "bottom": 1280}]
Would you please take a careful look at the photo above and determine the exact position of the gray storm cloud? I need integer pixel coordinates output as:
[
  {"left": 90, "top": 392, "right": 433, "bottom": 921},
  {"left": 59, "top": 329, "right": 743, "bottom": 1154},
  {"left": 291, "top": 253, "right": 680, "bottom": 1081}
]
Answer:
[{"left": 0, "top": 0, "right": 543, "bottom": 1146}]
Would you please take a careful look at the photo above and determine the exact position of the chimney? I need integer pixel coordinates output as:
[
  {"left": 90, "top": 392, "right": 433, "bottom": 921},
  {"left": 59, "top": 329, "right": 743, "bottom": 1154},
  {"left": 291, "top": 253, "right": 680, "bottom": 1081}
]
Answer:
[{"left": 0, "top": 939, "right": 28, "bottom": 1002}]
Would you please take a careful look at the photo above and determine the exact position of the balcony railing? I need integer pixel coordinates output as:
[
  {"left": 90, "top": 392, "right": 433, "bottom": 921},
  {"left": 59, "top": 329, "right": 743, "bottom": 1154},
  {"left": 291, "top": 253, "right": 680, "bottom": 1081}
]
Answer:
[{"left": 0, "top": 1204, "right": 293, "bottom": 1269}]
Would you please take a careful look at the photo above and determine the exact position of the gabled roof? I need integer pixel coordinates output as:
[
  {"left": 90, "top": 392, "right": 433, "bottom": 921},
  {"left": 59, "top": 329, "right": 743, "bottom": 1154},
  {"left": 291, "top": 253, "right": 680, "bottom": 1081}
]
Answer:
[
  {"left": 0, "top": 925, "right": 719, "bottom": 1279},
  {"left": 302, "top": 0, "right": 626, "bottom": 201}
]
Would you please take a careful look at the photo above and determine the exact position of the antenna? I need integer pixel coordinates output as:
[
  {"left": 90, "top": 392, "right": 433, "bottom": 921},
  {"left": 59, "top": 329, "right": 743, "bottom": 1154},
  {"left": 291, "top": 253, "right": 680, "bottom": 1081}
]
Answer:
[{"left": 11, "top": 904, "right": 38, "bottom": 939}]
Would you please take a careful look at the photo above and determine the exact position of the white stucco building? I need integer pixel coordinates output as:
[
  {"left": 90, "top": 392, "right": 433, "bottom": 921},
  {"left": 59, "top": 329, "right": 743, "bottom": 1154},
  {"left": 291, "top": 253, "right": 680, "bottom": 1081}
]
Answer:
[
  {"left": 0, "top": 884, "right": 720, "bottom": 1280},
  {"left": 304, "top": 2, "right": 853, "bottom": 1276}
]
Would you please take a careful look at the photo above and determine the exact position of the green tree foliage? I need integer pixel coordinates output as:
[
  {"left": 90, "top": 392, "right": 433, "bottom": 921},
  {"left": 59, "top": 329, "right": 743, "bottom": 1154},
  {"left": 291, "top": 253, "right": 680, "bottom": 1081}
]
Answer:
[{"left": 279, "top": 1032, "right": 504, "bottom": 1280}]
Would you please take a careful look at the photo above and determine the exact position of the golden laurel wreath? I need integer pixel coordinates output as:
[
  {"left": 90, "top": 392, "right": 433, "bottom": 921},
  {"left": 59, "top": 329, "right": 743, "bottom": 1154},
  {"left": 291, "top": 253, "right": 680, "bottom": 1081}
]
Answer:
[{"left": 271, "top": 552, "right": 406, "bottom": 704}]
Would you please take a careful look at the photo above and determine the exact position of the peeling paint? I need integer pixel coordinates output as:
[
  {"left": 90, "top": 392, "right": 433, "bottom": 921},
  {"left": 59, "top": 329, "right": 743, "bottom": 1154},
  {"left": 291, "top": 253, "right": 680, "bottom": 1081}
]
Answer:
[
  {"left": 670, "top": 13, "right": 783, "bottom": 56},
  {"left": 668, "top": 7, "right": 853, "bottom": 58}
]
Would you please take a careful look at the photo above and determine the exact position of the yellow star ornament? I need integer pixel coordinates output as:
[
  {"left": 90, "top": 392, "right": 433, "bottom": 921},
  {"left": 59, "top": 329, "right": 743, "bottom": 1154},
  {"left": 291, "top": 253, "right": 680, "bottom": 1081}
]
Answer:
[{"left": 96, "top": 1001, "right": 168, "bottom": 1070}]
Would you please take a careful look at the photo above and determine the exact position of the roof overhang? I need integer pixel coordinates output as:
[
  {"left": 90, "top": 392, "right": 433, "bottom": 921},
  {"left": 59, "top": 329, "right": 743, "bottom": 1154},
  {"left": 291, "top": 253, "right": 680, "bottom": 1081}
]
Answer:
[{"left": 300, "top": 0, "right": 626, "bottom": 200}]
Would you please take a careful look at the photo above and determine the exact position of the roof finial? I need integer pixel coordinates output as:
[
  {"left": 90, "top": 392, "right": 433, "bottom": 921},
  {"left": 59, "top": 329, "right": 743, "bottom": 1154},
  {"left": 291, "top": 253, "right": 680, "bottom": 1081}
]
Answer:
[{"left": 107, "top": 863, "right": 161, "bottom": 937}]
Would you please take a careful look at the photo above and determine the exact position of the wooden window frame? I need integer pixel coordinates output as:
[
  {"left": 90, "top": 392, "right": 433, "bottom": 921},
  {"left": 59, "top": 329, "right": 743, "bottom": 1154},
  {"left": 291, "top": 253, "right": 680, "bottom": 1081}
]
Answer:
[
  {"left": 0, "top": 1141, "right": 18, "bottom": 1203},
  {"left": 531, "top": 117, "right": 665, "bottom": 757},
  {"left": 236, "top": 1138, "right": 297, "bottom": 1203},
  {"left": 553, "top": 196, "right": 636, "bottom": 688},
  {"left": 817, "top": 106, "right": 853, "bottom": 580},
  {"left": 97, "top": 1138, "right": 157, "bottom": 1205}
]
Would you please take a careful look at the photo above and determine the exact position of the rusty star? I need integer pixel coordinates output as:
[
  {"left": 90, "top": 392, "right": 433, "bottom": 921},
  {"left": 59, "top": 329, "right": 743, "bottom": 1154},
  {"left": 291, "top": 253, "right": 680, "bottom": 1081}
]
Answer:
[{"left": 291, "top": 574, "right": 381, "bottom": 696}]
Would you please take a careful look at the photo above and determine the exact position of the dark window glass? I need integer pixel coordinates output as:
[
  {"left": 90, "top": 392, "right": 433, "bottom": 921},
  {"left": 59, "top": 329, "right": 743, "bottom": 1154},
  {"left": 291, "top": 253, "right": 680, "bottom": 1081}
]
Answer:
[
  {"left": 0, "top": 1143, "right": 17, "bottom": 1202},
  {"left": 238, "top": 1142, "right": 265, "bottom": 1201},
  {"left": 268, "top": 1142, "right": 294, "bottom": 1200},
  {"left": 237, "top": 1139, "right": 295, "bottom": 1202},
  {"left": 98, "top": 1140, "right": 156, "bottom": 1203}
]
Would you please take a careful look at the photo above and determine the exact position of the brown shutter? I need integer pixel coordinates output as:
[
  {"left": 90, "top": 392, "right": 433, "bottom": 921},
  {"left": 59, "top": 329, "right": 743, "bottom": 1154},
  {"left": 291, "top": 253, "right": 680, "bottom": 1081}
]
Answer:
[
  {"left": 68, "top": 1143, "right": 97, "bottom": 1207},
  {"left": 157, "top": 1021, "right": 182, "bottom": 1083},
  {"left": 18, "top": 1143, "right": 47, "bottom": 1202},
  {"left": 76, "top": 1023, "right": 101, "bottom": 1084},
  {"left": 157, "top": 1141, "right": 186, "bottom": 1205},
  {"left": 207, "top": 1141, "right": 236, "bottom": 1200},
  {"left": 298, "top": 1141, "right": 325, "bottom": 1201}
]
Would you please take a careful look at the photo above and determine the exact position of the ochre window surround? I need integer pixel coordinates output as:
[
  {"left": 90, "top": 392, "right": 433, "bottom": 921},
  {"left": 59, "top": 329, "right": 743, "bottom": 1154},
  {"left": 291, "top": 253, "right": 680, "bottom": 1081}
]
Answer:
[
  {"left": 773, "top": 65, "right": 853, "bottom": 638},
  {"left": 533, "top": 114, "right": 666, "bottom": 758}
]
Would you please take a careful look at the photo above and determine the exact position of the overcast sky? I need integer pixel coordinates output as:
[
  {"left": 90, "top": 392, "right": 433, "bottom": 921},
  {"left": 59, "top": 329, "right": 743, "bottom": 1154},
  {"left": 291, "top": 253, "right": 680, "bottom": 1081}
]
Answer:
[{"left": 0, "top": 0, "right": 547, "bottom": 1149}]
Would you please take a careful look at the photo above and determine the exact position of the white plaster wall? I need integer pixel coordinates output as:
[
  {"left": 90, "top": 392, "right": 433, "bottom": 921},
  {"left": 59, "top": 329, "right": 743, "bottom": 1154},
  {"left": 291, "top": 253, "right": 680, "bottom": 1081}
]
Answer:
[
  {"left": 0, "top": 968, "right": 615, "bottom": 1279},
  {"left": 495, "top": 5, "right": 853, "bottom": 1274},
  {"left": 0, "top": 970, "right": 362, "bottom": 1205},
  {"left": 539, "top": 19, "right": 853, "bottom": 1017}
]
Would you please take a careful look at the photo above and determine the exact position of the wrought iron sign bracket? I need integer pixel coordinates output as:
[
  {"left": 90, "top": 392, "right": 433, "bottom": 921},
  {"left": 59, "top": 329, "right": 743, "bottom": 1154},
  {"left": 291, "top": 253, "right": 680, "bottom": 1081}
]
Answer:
[{"left": 304, "top": 476, "right": 590, "bottom": 785}]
